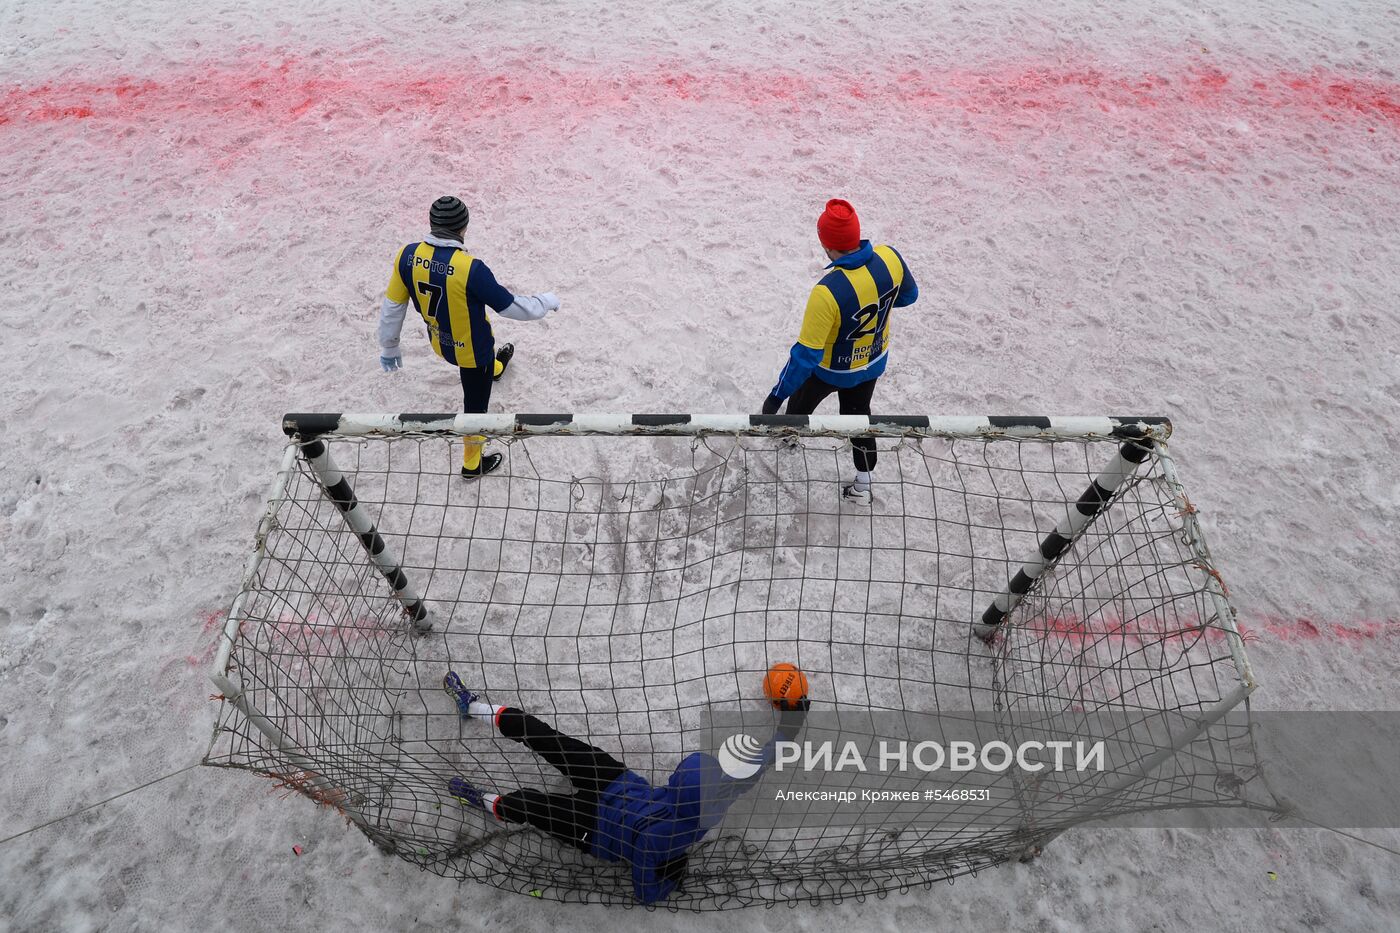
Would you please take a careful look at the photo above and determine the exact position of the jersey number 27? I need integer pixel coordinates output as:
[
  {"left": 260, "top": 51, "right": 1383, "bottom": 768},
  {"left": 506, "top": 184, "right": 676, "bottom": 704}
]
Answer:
[{"left": 848, "top": 287, "right": 898, "bottom": 341}]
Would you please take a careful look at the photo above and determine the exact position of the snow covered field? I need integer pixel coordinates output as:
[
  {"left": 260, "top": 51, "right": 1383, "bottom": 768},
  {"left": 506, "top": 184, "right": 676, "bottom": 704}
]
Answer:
[{"left": 2, "top": 0, "right": 1399, "bottom": 929}]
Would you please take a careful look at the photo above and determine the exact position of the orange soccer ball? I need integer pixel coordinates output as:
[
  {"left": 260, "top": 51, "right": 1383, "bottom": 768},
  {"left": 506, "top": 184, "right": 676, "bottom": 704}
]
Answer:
[{"left": 762, "top": 663, "right": 809, "bottom": 706}]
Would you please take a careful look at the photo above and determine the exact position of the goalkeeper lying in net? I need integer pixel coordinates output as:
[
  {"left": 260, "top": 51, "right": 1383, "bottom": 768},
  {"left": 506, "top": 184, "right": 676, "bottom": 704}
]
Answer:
[{"left": 442, "top": 671, "right": 809, "bottom": 904}]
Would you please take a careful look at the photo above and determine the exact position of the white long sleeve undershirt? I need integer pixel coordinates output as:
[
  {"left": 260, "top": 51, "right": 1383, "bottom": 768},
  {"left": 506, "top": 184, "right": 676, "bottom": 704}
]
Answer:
[
  {"left": 376, "top": 234, "right": 558, "bottom": 357},
  {"left": 497, "top": 294, "right": 554, "bottom": 321},
  {"left": 377, "top": 294, "right": 554, "bottom": 357},
  {"left": 378, "top": 296, "right": 410, "bottom": 358}
]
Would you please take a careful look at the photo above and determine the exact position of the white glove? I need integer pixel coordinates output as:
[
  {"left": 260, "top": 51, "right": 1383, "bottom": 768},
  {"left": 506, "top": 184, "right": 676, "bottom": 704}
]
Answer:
[{"left": 538, "top": 292, "right": 561, "bottom": 312}]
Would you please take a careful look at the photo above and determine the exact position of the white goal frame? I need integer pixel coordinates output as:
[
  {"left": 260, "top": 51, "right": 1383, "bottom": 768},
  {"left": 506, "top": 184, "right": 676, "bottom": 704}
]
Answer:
[{"left": 207, "top": 411, "right": 1256, "bottom": 880}]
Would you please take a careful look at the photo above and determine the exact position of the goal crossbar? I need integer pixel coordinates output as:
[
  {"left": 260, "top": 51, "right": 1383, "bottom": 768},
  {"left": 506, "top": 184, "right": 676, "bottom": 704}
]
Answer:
[{"left": 282, "top": 411, "right": 1172, "bottom": 441}]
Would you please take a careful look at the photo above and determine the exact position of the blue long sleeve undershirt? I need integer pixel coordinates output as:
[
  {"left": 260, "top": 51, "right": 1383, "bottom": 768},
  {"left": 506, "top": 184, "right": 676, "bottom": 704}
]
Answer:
[{"left": 768, "top": 243, "right": 918, "bottom": 403}]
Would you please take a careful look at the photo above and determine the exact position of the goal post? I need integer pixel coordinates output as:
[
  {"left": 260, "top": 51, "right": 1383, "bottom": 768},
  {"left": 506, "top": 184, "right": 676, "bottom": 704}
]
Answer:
[
  {"left": 974, "top": 433, "right": 1158, "bottom": 642},
  {"left": 296, "top": 436, "right": 432, "bottom": 634},
  {"left": 204, "top": 411, "right": 1256, "bottom": 908}
]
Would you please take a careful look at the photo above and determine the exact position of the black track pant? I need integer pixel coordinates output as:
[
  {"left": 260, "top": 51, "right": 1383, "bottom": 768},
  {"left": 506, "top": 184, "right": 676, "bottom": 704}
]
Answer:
[
  {"left": 458, "top": 360, "right": 494, "bottom": 413},
  {"left": 493, "top": 709, "right": 628, "bottom": 852},
  {"left": 784, "top": 374, "right": 879, "bottom": 472}
]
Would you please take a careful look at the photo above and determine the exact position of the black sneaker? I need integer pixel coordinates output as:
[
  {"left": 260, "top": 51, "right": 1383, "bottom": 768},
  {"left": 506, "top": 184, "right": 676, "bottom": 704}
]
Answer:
[
  {"left": 461, "top": 452, "right": 504, "bottom": 480},
  {"left": 493, "top": 343, "right": 515, "bottom": 381}
]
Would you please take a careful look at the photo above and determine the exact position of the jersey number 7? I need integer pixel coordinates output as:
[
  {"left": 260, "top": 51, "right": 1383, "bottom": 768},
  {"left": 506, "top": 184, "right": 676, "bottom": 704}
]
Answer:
[{"left": 416, "top": 281, "right": 445, "bottom": 317}]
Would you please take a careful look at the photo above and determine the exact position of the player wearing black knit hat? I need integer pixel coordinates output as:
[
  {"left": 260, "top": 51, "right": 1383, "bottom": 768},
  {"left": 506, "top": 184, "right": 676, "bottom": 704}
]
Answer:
[
  {"left": 377, "top": 196, "right": 561, "bottom": 478},
  {"left": 428, "top": 195, "right": 470, "bottom": 233}
]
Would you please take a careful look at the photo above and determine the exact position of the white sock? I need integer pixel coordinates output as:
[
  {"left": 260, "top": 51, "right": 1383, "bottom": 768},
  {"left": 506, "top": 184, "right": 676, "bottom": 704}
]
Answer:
[
  {"left": 467, "top": 701, "right": 503, "bottom": 721},
  {"left": 482, "top": 792, "right": 501, "bottom": 816},
  {"left": 854, "top": 471, "right": 872, "bottom": 490}
]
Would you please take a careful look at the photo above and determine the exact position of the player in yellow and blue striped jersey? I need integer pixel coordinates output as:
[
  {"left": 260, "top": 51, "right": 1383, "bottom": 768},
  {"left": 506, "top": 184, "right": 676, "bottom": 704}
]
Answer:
[
  {"left": 761, "top": 199, "right": 919, "bottom": 505},
  {"left": 377, "top": 196, "right": 561, "bottom": 478}
]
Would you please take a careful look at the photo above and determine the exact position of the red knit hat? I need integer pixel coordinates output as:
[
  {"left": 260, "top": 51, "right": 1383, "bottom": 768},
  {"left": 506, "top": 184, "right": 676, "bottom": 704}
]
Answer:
[{"left": 817, "top": 198, "right": 861, "bottom": 252}]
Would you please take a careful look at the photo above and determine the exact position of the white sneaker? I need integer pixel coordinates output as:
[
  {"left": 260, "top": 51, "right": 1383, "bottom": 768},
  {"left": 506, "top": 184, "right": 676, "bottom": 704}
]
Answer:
[{"left": 841, "top": 484, "right": 872, "bottom": 506}]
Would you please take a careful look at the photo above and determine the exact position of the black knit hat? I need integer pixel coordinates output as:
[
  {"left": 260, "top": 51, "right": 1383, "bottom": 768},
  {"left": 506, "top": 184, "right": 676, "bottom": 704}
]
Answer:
[{"left": 429, "top": 195, "right": 469, "bottom": 234}]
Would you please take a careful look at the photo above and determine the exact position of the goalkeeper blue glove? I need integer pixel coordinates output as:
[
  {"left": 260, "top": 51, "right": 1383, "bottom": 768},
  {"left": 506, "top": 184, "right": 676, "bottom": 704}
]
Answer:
[
  {"left": 761, "top": 393, "right": 782, "bottom": 415},
  {"left": 380, "top": 355, "right": 402, "bottom": 372}
]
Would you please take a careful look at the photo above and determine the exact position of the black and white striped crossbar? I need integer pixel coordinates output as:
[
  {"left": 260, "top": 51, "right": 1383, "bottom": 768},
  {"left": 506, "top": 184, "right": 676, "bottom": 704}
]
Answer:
[
  {"left": 283, "top": 413, "right": 1172, "bottom": 441},
  {"left": 974, "top": 437, "right": 1157, "bottom": 642},
  {"left": 298, "top": 439, "right": 431, "bottom": 633}
]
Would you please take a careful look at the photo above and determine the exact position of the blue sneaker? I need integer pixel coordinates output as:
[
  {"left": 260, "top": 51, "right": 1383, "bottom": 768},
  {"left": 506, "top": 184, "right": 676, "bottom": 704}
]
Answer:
[
  {"left": 443, "top": 671, "right": 479, "bottom": 717},
  {"left": 448, "top": 776, "right": 486, "bottom": 810}
]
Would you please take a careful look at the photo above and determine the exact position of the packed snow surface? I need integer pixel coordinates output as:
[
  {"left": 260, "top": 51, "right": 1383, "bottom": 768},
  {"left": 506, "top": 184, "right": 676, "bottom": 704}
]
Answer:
[{"left": 1, "top": 0, "right": 1398, "bottom": 930}]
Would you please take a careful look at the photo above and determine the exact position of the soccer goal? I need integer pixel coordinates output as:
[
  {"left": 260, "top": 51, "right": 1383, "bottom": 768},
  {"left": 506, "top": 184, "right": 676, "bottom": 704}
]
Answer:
[{"left": 203, "top": 412, "right": 1257, "bottom": 908}]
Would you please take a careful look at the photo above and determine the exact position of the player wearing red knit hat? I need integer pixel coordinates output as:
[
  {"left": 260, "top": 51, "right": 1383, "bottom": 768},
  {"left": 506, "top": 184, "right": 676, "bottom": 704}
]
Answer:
[
  {"left": 761, "top": 199, "right": 920, "bottom": 505},
  {"left": 817, "top": 198, "right": 862, "bottom": 253}
]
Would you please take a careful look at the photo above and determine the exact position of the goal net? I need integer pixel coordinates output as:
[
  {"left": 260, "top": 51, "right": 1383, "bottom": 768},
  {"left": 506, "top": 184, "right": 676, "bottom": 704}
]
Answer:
[{"left": 203, "top": 412, "right": 1258, "bottom": 909}]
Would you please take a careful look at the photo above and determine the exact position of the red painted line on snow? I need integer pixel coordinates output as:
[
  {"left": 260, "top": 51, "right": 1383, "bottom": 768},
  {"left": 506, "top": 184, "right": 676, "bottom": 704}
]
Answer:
[
  {"left": 2, "top": 55, "right": 1398, "bottom": 131},
  {"left": 1021, "top": 613, "right": 1397, "bottom": 647},
  {"left": 185, "top": 605, "right": 1395, "bottom": 665},
  {"left": 1243, "top": 615, "right": 1395, "bottom": 644},
  {"left": 180, "top": 607, "right": 230, "bottom": 667},
  {"left": 185, "top": 606, "right": 396, "bottom": 671}
]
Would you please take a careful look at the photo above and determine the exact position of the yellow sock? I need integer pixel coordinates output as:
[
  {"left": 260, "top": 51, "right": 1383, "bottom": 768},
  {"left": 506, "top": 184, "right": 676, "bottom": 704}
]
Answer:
[
  {"left": 463, "top": 436, "right": 485, "bottom": 471},
  {"left": 493, "top": 358, "right": 504, "bottom": 378}
]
